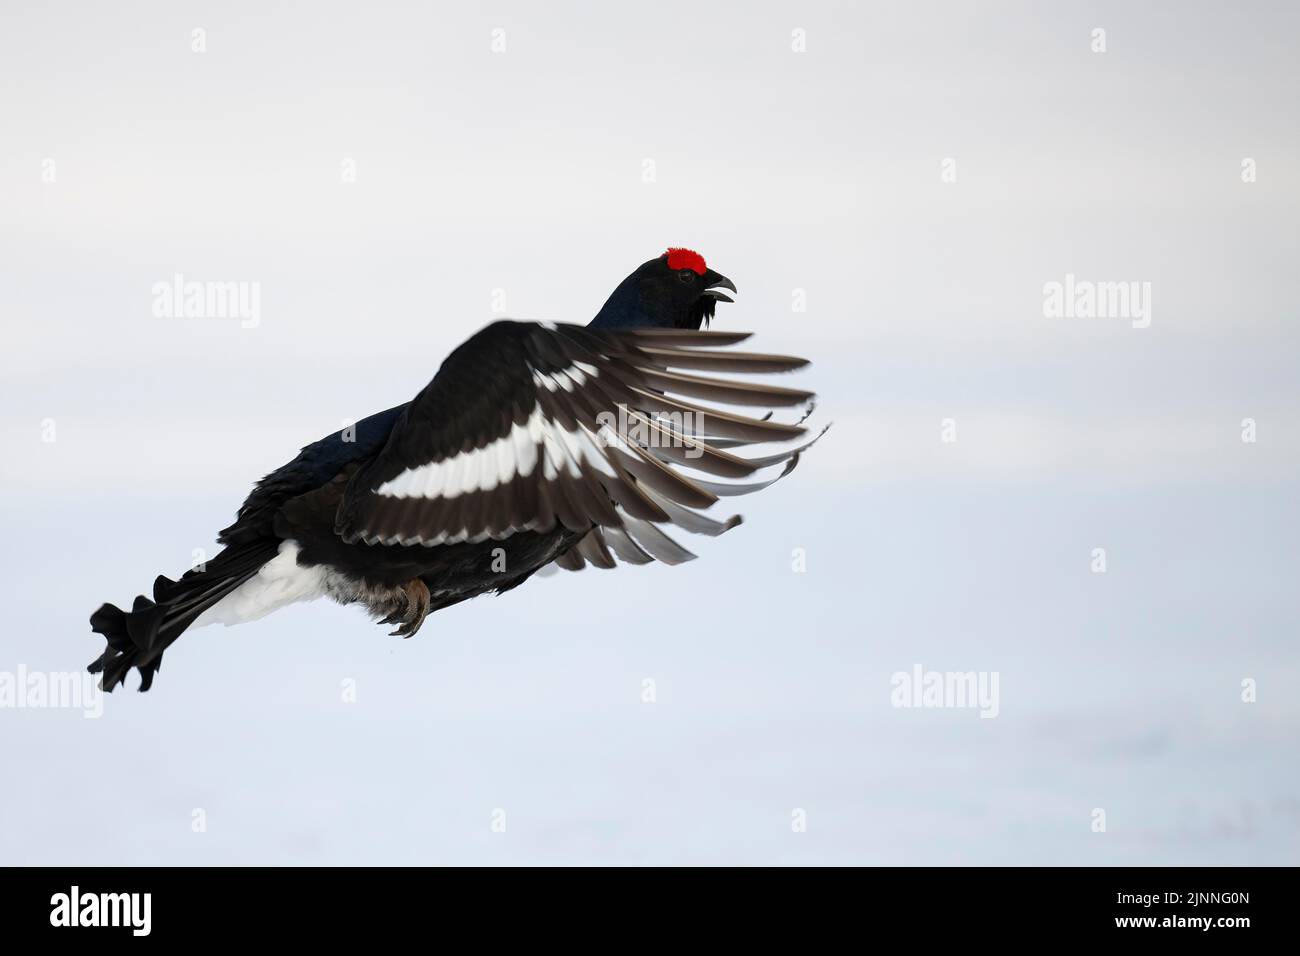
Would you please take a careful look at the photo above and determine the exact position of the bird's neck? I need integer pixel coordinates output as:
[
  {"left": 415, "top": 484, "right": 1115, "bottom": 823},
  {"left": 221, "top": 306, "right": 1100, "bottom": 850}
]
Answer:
[
  {"left": 588, "top": 283, "right": 706, "bottom": 330},
  {"left": 587, "top": 278, "right": 652, "bottom": 329}
]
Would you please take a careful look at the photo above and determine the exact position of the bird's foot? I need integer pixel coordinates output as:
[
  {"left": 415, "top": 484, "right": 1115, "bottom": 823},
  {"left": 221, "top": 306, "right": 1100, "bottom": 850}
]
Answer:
[{"left": 377, "top": 578, "right": 431, "bottom": 638}]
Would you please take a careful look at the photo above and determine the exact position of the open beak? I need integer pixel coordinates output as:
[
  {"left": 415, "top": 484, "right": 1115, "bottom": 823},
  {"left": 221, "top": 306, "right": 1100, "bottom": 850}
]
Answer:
[{"left": 701, "top": 271, "right": 737, "bottom": 303}]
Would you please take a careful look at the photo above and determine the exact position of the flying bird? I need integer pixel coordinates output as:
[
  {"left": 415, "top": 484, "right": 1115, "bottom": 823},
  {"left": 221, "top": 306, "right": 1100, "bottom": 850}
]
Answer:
[{"left": 89, "top": 248, "right": 824, "bottom": 691}]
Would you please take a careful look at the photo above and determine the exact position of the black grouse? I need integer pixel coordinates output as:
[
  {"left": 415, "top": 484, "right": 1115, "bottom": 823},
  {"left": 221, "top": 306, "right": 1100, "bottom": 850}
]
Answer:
[{"left": 89, "top": 248, "right": 824, "bottom": 691}]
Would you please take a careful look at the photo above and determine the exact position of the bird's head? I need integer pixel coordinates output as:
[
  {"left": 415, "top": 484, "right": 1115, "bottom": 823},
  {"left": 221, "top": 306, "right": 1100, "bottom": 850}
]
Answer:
[{"left": 588, "top": 248, "right": 737, "bottom": 330}]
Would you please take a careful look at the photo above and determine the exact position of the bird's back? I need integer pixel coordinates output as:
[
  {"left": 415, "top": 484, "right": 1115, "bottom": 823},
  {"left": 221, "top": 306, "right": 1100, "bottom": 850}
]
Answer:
[{"left": 217, "top": 403, "right": 409, "bottom": 545}]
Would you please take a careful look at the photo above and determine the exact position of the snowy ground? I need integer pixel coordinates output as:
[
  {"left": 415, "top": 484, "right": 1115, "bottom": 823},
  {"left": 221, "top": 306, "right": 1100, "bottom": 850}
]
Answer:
[{"left": 2, "top": 482, "right": 1296, "bottom": 866}]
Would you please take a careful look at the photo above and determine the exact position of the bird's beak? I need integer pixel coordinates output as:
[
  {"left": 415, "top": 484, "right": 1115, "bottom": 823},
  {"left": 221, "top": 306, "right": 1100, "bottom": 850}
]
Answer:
[{"left": 701, "top": 271, "right": 738, "bottom": 303}]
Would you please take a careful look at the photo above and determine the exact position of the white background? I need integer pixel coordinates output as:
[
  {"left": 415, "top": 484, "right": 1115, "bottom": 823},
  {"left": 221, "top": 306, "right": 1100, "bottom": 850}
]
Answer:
[{"left": 1, "top": 1, "right": 1296, "bottom": 864}]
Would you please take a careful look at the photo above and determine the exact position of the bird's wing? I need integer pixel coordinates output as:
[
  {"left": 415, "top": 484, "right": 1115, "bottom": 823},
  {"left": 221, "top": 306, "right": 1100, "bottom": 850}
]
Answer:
[{"left": 335, "top": 320, "right": 823, "bottom": 566}]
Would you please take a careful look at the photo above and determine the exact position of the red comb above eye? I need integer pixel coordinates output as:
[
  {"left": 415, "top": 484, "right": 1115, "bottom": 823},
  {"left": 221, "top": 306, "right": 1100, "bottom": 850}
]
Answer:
[{"left": 664, "top": 247, "right": 707, "bottom": 274}]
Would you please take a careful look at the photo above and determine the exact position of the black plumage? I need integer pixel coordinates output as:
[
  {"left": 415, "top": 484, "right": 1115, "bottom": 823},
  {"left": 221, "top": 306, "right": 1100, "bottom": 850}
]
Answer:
[{"left": 89, "top": 249, "right": 825, "bottom": 691}]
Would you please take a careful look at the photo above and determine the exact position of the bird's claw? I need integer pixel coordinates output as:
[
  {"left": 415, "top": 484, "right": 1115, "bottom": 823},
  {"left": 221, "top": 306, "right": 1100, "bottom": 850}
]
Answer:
[{"left": 386, "top": 578, "right": 431, "bottom": 638}]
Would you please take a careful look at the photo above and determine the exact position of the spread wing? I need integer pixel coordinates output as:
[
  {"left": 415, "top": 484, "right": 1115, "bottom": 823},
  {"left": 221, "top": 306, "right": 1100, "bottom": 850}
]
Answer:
[{"left": 335, "top": 320, "right": 824, "bottom": 566}]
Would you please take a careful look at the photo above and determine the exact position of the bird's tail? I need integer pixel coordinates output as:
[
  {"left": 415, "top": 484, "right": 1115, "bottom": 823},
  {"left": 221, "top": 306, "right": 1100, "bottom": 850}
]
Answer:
[{"left": 88, "top": 539, "right": 280, "bottom": 692}]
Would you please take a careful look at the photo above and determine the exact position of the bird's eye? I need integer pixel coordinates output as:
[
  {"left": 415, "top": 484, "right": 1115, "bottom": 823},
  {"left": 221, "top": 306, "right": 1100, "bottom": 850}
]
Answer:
[{"left": 677, "top": 269, "right": 695, "bottom": 282}]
